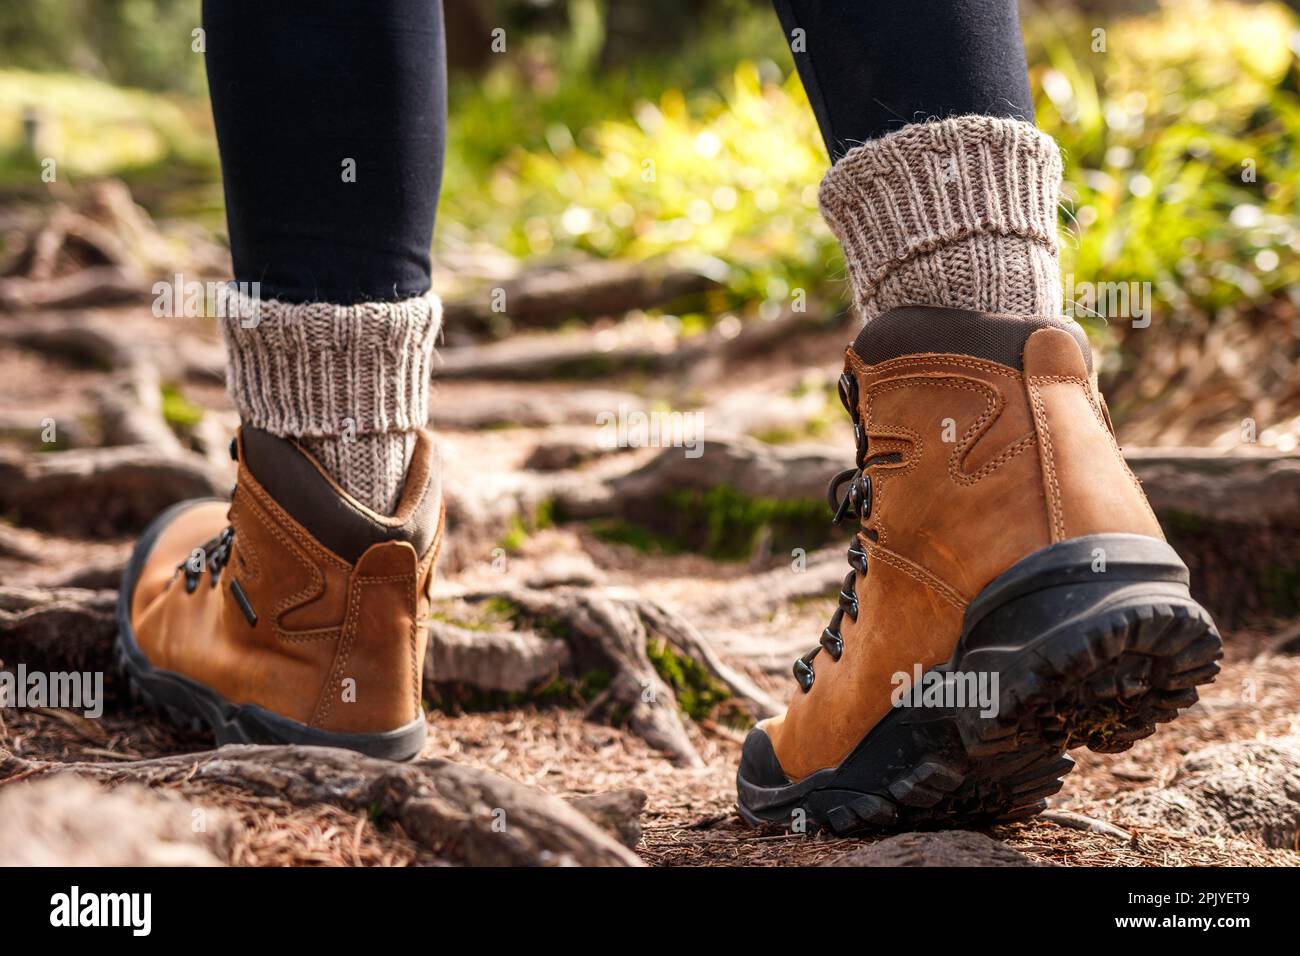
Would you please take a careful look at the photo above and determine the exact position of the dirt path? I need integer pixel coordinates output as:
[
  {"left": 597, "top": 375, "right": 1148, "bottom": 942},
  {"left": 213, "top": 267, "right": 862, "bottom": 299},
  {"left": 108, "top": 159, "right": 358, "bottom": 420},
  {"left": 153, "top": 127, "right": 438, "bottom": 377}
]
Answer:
[{"left": 2, "top": 221, "right": 1298, "bottom": 865}]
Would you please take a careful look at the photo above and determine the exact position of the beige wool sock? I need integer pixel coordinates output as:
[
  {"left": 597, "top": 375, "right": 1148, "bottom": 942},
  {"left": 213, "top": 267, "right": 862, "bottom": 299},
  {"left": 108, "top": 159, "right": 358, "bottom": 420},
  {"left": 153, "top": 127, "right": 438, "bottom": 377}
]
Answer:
[
  {"left": 219, "top": 290, "right": 441, "bottom": 514},
  {"left": 818, "top": 115, "right": 1064, "bottom": 323}
]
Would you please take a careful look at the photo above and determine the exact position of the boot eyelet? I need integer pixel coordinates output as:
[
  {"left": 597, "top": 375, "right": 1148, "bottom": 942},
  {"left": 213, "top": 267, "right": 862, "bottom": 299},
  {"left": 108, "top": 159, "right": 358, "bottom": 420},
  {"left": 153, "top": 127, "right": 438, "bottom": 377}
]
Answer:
[
  {"left": 820, "top": 627, "right": 843, "bottom": 661},
  {"left": 853, "top": 422, "right": 868, "bottom": 461},
  {"left": 793, "top": 655, "right": 816, "bottom": 692},
  {"left": 847, "top": 541, "right": 869, "bottom": 574},
  {"left": 839, "top": 571, "right": 859, "bottom": 621}
]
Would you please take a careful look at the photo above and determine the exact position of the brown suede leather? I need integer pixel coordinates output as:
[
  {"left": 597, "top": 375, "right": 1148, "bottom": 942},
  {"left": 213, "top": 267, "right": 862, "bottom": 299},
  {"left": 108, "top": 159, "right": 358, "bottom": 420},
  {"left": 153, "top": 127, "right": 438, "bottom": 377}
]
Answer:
[
  {"left": 760, "top": 327, "right": 1163, "bottom": 781},
  {"left": 130, "top": 428, "right": 443, "bottom": 734}
]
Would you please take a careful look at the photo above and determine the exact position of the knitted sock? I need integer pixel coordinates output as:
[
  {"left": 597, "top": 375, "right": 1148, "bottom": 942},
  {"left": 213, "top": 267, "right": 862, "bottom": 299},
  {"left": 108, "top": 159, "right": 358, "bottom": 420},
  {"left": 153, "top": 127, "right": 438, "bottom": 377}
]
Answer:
[
  {"left": 818, "top": 115, "right": 1063, "bottom": 323},
  {"left": 219, "top": 290, "right": 441, "bottom": 514}
]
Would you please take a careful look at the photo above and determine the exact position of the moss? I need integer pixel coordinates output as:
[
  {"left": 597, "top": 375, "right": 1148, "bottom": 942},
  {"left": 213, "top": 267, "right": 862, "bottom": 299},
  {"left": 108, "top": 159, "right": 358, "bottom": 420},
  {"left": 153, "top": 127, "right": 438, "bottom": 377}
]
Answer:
[
  {"left": 496, "top": 497, "right": 557, "bottom": 553},
  {"left": 498, "top": 516, "right": 530, "bottom": 553},
  {"left": 665, "top": 485, "right": 828, "bottom": 561},
  {"left": 646, "top": 637, "right": 731, "bottom": 722},
  {"left": 160, "top": 383, "right": 204, "bottom": 430},
  {"left": 428, "top": 667, "right": 611, "bottom": 715},
  {"left": 1262, "top": 561, "right": 1300, "bottom": 617},
  {"left": 585, "top": 485, "right": 829, "bottom": 562},
  {"left": 588, "top": 519, "right": 685, "bottom": 555}
]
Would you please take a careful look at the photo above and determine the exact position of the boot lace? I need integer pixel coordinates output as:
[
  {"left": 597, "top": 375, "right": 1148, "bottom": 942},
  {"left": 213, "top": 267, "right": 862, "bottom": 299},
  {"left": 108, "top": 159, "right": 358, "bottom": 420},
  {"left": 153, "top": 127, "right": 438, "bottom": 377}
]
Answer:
[
  {"left": 793, "top": 371, "right": 875, "bottom": 693},
  {"left": 179, "top": 527, "right": 235, "bottom": 593}
]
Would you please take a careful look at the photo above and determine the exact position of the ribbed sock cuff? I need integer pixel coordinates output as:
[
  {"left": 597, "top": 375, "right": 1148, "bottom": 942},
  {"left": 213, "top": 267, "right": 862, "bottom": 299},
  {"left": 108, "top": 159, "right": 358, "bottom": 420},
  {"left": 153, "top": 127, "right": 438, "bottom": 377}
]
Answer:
[
  {"left": 219, "top": 289, "right": 440, "bottom": 438},
  {"left": 219, "top": 289, "right": 441, "bottom": 514},
  {"left": 818, "top": 116, "right": 1064, "bottom": 322}
]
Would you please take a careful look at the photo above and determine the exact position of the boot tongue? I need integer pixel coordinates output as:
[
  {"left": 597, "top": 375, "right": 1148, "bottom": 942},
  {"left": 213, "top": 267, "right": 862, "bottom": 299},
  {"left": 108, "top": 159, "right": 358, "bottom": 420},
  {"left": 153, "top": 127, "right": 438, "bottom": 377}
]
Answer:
[{"left": 850, "top": 306, "right": 1092, "bottom": 374}]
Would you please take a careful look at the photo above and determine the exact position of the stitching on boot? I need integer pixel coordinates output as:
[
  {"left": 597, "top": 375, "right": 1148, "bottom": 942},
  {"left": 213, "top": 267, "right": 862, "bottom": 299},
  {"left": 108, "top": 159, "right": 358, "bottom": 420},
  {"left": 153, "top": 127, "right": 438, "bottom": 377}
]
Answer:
[
  {"left": 312, "top": 574, "right": 365, "bottom": 727},
  {"left": 234, "top": 491, "right": 337, "bottom": 642},
  {"left": 863, "top": 539, "right": 967, "bottom": 611},
  {"left": 1027, "top": 381, "right": 1065, "bottom": 542},
  {"left": 313, "top": 571, "right": 420, "bottom": 729},
  {"left": 869, "top": 374, "right": 1023, "bottom": 485}
]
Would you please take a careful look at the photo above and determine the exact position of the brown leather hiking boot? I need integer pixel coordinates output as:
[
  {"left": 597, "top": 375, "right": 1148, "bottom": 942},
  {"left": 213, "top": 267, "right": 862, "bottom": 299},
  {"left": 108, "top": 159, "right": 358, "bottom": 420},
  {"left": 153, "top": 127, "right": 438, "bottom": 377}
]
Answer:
[
  {"left": 736, "top": 306, "right": 1222, "bottom": 833},
  {"left": 117, "top": 426, "right": 444, "bottom": 760}
]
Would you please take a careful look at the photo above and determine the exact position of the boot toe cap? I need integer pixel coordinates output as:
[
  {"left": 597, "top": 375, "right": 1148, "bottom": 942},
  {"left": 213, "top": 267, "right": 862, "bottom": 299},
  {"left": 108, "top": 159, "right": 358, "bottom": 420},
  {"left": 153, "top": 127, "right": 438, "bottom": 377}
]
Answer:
[{"left": 738, "top": 724, "right": 792, "bottom": 789}]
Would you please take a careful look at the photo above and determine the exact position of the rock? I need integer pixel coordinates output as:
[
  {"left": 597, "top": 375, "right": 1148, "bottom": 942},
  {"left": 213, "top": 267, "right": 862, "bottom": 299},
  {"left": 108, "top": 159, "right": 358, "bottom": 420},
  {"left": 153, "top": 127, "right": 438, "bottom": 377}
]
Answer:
[
  {"left": 569, "top": 789, "right": 647, "bottom": 848},
  {"left": 1103, "top": 738, "right": 1300, "bottom": 849},
  {"left": 0, "top": 777, "right": 233, "bottom": 866},
  {"left": 826, "top": 830, "right": 1048, "bottom": 867}
]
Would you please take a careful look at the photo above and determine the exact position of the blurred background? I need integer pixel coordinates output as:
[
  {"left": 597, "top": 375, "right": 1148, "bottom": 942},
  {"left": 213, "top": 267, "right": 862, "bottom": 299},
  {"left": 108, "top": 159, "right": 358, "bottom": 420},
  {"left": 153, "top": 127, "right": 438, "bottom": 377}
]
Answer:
[{"left": 2, "top": 0, "right": 1298, "bottom": 447}]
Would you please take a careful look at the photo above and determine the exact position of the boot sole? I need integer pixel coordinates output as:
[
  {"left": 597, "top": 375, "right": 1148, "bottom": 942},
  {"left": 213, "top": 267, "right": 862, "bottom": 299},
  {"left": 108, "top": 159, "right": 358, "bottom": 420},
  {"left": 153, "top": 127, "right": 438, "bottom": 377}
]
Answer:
[
  {"left": 116, "top": 499, "right": 428, "bottom": 761},
  {"left": 735, "top": 533, "right": 1222, "bottom": 834}
]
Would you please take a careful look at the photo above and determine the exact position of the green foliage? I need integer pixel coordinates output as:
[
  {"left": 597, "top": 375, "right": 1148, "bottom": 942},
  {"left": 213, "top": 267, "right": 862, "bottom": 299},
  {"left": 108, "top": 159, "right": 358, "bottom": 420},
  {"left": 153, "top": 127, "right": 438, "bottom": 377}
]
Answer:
[
  {"left": 441, "top": 61, "right": 835, "bottom": 317},
  {"left": 496, "top": 497, "right": 556, "bottom": 553},
  {"left": 0, "top": 69, "right": 215, "bottom": 189},
  {"left": 3, "top": 0, "right": 1295, "bottom": 331},
  {"left": 0, "top": 0, "right": 206, "bottom": 94},
  {"left": 1029, "top": 0, "right": 1300, "bottom": 334}
]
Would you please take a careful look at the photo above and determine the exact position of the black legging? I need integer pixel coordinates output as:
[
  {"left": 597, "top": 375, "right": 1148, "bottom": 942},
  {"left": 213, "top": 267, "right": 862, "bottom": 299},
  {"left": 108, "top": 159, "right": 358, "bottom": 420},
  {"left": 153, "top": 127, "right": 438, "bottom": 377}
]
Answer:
[
  {"left": 203, "top": 0, "right": 1031, "bottom": 304},
  {"left": 772, "top": 0, "right": 1034, "bottom": 161},
  {"left": 203, "top": 0, "right": 445, "bottom": 305}
]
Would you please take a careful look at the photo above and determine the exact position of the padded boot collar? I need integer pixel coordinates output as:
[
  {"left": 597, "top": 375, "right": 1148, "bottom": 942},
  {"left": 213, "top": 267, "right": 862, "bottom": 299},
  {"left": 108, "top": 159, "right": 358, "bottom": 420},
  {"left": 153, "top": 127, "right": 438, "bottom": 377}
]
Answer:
[
  {"left": 238, "top": 426, "right": 442, "bottom": 564},
  {"left": 851, "top": 306, "right": 1092, "bottom": 374}
]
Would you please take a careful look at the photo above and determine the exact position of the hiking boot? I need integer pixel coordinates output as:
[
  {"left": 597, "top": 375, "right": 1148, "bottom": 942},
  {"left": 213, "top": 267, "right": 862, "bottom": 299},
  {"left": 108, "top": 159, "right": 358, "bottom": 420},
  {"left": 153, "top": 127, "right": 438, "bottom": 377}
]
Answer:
[
  {"left": 117, "top": 426, "right": 444, "bottom": 760},
  {"left": 736, "top": 306, "right": 1222, "bottom": 833}
]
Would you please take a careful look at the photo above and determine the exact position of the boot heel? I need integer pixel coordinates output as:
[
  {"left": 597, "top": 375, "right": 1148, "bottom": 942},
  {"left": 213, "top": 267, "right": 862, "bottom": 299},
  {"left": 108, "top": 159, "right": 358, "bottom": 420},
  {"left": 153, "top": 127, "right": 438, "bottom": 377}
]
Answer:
[{"left": 952, "top": 533, "right": 1223, "bottom": 756}]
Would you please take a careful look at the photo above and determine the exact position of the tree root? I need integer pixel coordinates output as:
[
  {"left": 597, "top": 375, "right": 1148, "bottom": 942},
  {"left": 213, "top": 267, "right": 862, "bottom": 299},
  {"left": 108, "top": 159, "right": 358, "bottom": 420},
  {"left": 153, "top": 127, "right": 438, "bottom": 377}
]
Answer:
[
  {"left": 0, "top": 445, "right": 226, "bottom": 536},
  {"left": 432, "top": 584, "right": 780, "bottom": 765},
  {"left": 0, "top": 744, "right": 641, "bottom": 866}
]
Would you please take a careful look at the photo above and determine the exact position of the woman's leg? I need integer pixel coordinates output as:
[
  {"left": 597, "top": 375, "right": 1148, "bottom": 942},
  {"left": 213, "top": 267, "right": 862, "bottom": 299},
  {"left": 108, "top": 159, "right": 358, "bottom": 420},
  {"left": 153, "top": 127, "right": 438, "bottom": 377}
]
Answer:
[
  {"left": 772, "top": 0, "right": 1034, "bottom": 159},
  {"left": 772, "top": 0, "right": 1060, "bottom": 324},
  {"left": 203, "top": 0, "right": 446, "bottom": 513},
  {"left": 740, "top": 1, "right": 1220, "bottom": 835}
]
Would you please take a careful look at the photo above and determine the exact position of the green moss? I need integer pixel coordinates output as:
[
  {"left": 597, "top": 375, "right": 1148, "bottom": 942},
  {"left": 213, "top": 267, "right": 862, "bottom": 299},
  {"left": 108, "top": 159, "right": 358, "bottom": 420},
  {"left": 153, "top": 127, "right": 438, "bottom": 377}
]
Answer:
[
  {"left": 498, "top": 516, "right": 530, "bottom": 553},
  {"left": 428, "top": 667, "right": 612, "bottom": 715},
  {"left": 160, "top": 383, "right": 204, "bottom": 430},
  {"left": 666, "top": 486, "right": 828, "bottom": 561},
  {"left": 646, "top": 637, "right": 731, "bottom": 722},
  {"left": 496, "top": 497, "right": 557, "bottom": 554},
  {"left": 588, "top": 519, "right": 685, "bottom": 555},
  {"left": 586, "top": 486, "right": 829, "bottom": 561}
]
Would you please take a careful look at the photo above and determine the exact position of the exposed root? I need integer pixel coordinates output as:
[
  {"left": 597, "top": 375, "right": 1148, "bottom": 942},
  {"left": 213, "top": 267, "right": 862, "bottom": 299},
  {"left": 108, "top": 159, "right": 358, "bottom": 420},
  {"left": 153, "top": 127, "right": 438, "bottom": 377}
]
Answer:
[{"left": 0, "top": 744, "right": 641, "bottom": 866}]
